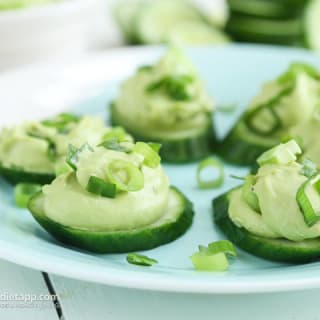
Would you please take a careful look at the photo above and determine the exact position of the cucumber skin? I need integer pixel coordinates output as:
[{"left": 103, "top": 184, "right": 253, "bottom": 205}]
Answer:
[
  {"left": 213, "top": 192, "right": 320, "bottom": 263},
  {"left": 217, "top": 127, "right": 270, "bottom": 166},
  {"left": 0, "top": 165, "right": 55, "bottom": 185},
  {"left": 110, "top": 105, "right": 217, "bottom": 163},
  {"left": 28, "top": 187, "right": 194, "bottom": 254}
]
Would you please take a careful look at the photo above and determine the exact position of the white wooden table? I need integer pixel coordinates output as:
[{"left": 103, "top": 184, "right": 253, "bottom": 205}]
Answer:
[{"left": 1, "top": 259, "right": 320, "bottom": 320}]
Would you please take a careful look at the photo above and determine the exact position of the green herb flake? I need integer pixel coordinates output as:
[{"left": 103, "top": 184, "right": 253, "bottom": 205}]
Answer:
[{"left": 126, "top": 253, "right": 158, "bottom": 267}]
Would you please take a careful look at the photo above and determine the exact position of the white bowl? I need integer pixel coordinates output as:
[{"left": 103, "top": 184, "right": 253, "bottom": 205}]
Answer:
[{"left": 0, "top": 0, "right": 101, "bottom": 70}]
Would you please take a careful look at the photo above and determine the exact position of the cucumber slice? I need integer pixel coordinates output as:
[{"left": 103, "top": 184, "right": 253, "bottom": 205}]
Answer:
[
  {"left": 135, "top": 0, "right": 202, "bottom": 44},
  {"left": 0, "top": 164, "right": 55, "bottom": 185},
  {"left": 304, "top": 0, "right": 320, "bottom": 51},
  {"left": 28, "top": 187, "right": 194, "bottom": 253},
  {"left": 114, "top": 0, "right": 142, "bottom": 44},
  {"left": 111, "top": 104, "right": 216, "bottom": 163},
  {"left": 213, "top": 191, "right": 320, "bottom": 263},
  {"left": 228, "top": 0, "right": 294, "bottom": 19},
  {"left": 218, "top": 122, "right": 277, "bottom": 166},
  {"left": 226, "top": 16, "right": 303, "bottom": 44},
  {"left": 168, "top": 21, "right": 230, "bottom": 45}
]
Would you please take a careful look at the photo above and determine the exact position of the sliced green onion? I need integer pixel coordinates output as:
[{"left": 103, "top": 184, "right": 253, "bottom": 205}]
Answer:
[
  {"left": 86, "top": 176, "right": 116, "bottom": 198},
  {"left": 42, "top": 113, "right": 80, "bottom": 132},
  {"left": 300, "top": 158, "right": 317, "bottom": 178},
  {"left": 66, "top": 143, "right": 93, "bottom": 171},
  {"left": 241, "top": 175, "right": 260, "bottom": 212},
  {"left": 102, "top": 127, "right": 127, "bottom": 143},
  {"left": 54, "top": 162, "right": 71, "bottom": 176},
  {"left": 257, "top": 139, "right": 301, "bottom": 167},
  {"left": 190, "top": 252, "right": 228, "bottom": 272},
  {"left": 126, "top": 253, "right": 158, "bottom": 267},
  {"left": 133, "top": 142, "right": 161, "bottom": 168},
  {"left": 14, "top": 183, "right": 41, "bottom": 208},
  {"left": 148, "top": 142, "right": 162, "bottom": 153},
  {"left": 278, "top": 62, "right": 320, "bottom": 85},
  {"left": 106, "top": 160, "right": 144, "bottom": 192},
  {"left": 244, "top": 85, "right": 293, "bottom": 136},
  {"left": 229, "top": 174, "right": 245, "bottom": 181},
  {"left": 296, "top": 175, "right": 320, "bottom": 227},
  {"left": 196, "top": 157, "right": 224, "bottom": 189},
  {"left": 208, "top": 240, "right": 237, "bottom": 257},
  {"left": 27, "top": 132, "right": 57, "bottom": 162},
  {"left": 99, "top": 138, "right": 132, "bottom": 153},
  {"left": 190, "top": 240, "right": 236, "bottom": 272},
  {"left": 146, "top": 75, "right": 194, "bottom": 101}
]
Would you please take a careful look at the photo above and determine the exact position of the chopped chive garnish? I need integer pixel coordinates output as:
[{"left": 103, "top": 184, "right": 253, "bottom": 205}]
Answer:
[
  {"left": 241, "top": 175, "right": 260, "bottom": 213},
  {"left": 133, "top": 142, "right": 161, "bottom": 168},
  {"left": 14, "top": 183, "right": 41, "bottom": 208},
  {"left": 106, "top": 160, "right": 144, "bottom": 192},
  {"left": 296, "top": 175, "right": 320, "bottom": 227},
  {"left": 300, "top": 159, "right": 317, "bottom": 178},
  {"left": 208, "top": 240, "right": 237, "bottom": 257},
  {"left": 42, "top": 113, "right": 80, "bottom": 132},
  {"left": 257, "top": 139, "right": 301, "bottom": 167},
  {"left": 86, "top": 176, "right": 116, "bottom": 198},
  {"left": 146, "top": 75, "right": 194, "bottom": 101},
  {"left": 196, "top": 157, "right": 224, "bottom": 189},
  {"left": 27, "top": 132, "right": 57, "bottom": 161},
  {"left": 126, "top": 253, "right": 158, "bottom": 267},
  {"left": 229, "top": 174, "right": 245, "bottom": 181},
  {"left": 278, "top": 62, "right": 320, "bottom": 84},
  {"left": 102, "top": 127, "right": 127, "bottom": 143},
  {"left": 66, "top": 143, "right": 93, "bottom": 171},
  {"left": 190, "top": 240, "right": 236, "bottom": 272},
  {"left": 99, "top": 138, "right": 132, "bottom": 153}
]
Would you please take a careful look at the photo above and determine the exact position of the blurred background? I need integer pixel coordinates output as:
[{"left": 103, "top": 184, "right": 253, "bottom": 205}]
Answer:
[{"left": 0, "top": 0, "right": 318, "bottom": 70}]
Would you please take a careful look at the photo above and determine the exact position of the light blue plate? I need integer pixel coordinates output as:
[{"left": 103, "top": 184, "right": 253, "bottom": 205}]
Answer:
[{"left": 1, "top": 45, "right": 320, "bottom": 293}]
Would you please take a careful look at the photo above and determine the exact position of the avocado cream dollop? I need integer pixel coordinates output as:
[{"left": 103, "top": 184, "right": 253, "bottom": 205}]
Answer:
[
  {"left": 114, "top": 48, "right": 213, "bottom": 138},
  {"left": 229, "top": 141, "right": 320, "bottom": 241},
  {"left": 42, "top": 145, "right": 170, "bottom": 231},
  {"left": 0, "top": 116, "right": 109, "bottom": 174},
  {"left": 245, "top": 63, "right": 320, "bottom": 138}
]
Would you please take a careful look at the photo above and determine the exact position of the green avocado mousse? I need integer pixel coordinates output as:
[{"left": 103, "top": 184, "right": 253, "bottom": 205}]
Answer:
[
  {"left": 111, "top": 48, "right": 215, "bottom": 163},
  {"left": 219, "top": 62, "right": 320, "bottom": 166},
  {"left": 28, "top": 139, "right": 194, "bottom": 253},
  {"left": 213, "top": 139, "right": 320, "bottom": 263},
  {"left": 0, "top": 113, "right": 119, "bottom": 185}
]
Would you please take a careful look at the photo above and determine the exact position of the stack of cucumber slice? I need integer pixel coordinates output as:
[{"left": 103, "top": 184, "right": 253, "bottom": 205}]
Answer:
[
  {"left": 114, "top": 0, "right": 230, "bottom": 45},
  {"left": 226, "top": 0, "right": 320, "bottom": 49}
]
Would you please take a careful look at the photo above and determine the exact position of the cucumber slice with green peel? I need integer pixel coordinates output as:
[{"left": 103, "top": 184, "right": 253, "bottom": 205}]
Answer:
[
  {"left": 0, "top": 164, "right": 55, "bottom": 185},
  {"left": 28, "top": 187, "right": 194, "bottom": 254},
  {"left": 135, "top": 0, "right": 203, "bottom": 44},
  {"left": 226, "top": 16, "right": 303, "bottom": 44},
  {"left": 218, "top": 122, "right": 278, "bottom": 166},
  {"left": 213, "top": 191, "right": 320, "bottom": 263},
  {"left": 114, "top": 0, "right": 142, "bottom": 44},
  {"left": 228, "top": 0, "right": 296, "bottom": 19},
  {"left": 110, "top": 104, "right": 216, "bottom": 163},
  {"left": 168, "top": 21, "right": 230, "bottom": 45},
  {"left": 304, "top": 0, "right": 320, "bottom": 51}
]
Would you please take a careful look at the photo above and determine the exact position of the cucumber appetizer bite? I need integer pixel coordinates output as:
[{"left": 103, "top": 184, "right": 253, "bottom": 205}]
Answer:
[
  {"left": 0, "top": 114, "right": 119, "bottom": 184},
  {"left": 213, "top": 140, "right": 320, "bottom": 263},
  {"left": 219, "top": 62, "right": 320, "bottom": 165},
  {"left": 111, "top": 48, "right": 215, "bottom": 163},
  {"left": 28, "top": 140, "right": 194, "bottom": 253}
]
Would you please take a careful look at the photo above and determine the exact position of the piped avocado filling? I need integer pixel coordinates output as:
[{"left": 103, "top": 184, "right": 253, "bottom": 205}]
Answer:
[
  {"left": 0, "top": 114, "right": 125, "bottom": 174},
  {"left": 113, "top": 48, "right": 214, "bottom": 138},
  {"left": 42, "top": 140, "right": 170, "bottom": 231},
  {"left": 241, "top": 63, "right": 320, "bottom": 141},
  {"left": 229, "top": 140, "right": 320, "bottom": 242}
]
